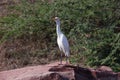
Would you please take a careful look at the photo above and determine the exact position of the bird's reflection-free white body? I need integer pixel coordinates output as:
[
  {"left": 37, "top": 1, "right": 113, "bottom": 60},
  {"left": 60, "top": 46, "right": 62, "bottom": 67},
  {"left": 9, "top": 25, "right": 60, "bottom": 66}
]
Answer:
[{"left": 54, "top": 17, "right": 70, "bottom": 64}]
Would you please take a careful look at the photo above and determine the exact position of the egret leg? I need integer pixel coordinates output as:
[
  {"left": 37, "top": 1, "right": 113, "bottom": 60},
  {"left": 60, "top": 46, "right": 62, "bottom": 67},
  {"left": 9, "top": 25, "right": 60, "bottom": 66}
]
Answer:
[
  {"left": 66, "top": 56, "right": 69, "bottom": 64},
  {"left": 60, "top": 53, "right": 62, "bottom": 65}
]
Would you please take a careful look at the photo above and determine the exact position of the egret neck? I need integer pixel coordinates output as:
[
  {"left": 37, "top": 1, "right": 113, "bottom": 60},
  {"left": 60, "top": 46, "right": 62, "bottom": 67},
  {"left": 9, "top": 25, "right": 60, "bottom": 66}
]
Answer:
[{"left": 56, "top": 21, "right": 62, "bottom": 36}]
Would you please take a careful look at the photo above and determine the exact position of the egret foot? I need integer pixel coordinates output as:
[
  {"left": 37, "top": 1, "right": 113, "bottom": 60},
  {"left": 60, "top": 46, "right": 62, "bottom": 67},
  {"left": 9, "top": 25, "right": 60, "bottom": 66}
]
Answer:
[
  {"left": 65, "top": 56, "right": 70, "bottom": 65},
  {"left": 58, "top": 63, "right": 63, "bottom": 65}
]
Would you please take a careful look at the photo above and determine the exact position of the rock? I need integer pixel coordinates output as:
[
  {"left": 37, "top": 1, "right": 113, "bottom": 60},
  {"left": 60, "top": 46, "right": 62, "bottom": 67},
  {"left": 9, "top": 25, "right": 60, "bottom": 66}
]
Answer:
[
  {"left": 0, "top": 61, "right": 120, "bottom": 80},
  {"left": 15, "top": 72, "right": 64, "bottom": 80},
  {"left": 97, "top": 66, "right": 113, "bottom": 72},
  {"left": 118, "top": 72, "right": 120, "bottom": 80},
  {"left": 49, "top": 65, "right": 74, "bottom": 80}
]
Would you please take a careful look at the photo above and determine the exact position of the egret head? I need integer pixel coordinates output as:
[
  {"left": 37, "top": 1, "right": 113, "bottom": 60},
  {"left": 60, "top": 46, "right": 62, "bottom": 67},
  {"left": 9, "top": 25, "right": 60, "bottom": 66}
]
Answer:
[{"left": 53, "top": 17, "right": 60, "bottom": 24}]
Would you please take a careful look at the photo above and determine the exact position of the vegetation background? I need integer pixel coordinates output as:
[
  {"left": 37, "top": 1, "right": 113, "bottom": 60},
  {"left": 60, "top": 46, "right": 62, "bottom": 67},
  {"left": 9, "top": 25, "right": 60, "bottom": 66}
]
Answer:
[{"left": 0, "top": 0, "right": 120, "bottom": 72}]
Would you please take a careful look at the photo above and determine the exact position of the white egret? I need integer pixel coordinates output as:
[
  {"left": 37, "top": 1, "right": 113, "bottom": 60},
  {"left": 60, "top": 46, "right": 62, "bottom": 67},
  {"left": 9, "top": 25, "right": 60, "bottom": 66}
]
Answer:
[{"left": 53, "top": 17, "right": 70, "bottom": 64}]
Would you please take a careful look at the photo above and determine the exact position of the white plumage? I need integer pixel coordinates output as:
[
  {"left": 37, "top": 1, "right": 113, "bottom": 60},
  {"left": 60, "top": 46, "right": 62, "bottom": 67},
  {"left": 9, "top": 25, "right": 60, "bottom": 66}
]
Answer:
[{"left": 54, "top": 17, "right": 70, "bottom": 64}]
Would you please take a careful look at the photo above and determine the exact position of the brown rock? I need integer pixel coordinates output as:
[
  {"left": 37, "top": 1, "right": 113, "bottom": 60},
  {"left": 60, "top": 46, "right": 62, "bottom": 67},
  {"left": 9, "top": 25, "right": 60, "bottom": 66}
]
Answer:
[
  {"left": 15, "top": 72, "right": 64, "bottom": 80},
  {"left": 0, "top": 62, "right": 120, "bottom": 80},
  {"left": 118, "top": 72, "right": 120, "bottom": 80},
  {"left": 97, "top": 66, "right": 113, "bottom": 72}
]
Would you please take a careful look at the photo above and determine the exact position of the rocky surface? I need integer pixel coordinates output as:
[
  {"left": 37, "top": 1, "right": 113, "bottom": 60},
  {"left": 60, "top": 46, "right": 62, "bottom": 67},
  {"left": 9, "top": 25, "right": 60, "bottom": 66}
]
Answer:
[{"left": 0, "top": 61, "right": 120, "bottom": 80}]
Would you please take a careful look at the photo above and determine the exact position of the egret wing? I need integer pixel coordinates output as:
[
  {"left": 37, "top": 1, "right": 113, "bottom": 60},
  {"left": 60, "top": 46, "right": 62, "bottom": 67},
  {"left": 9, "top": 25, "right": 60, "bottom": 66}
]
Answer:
[{"left": 61, "top": 34, "right": 70, "bottom": 56}]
